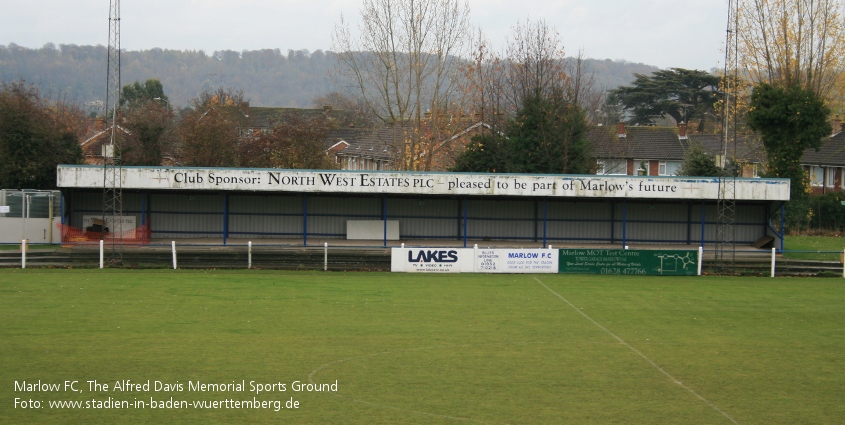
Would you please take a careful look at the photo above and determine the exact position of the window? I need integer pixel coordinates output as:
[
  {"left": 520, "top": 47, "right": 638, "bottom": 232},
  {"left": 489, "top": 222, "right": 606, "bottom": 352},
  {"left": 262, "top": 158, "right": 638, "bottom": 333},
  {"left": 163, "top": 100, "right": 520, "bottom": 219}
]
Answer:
[
  {"left": 826, "top": 167, "right": 835, "bottom": 187},
  {"left": 596, "top": 159, "right": 626, "bottom": 175},
  {"left": 665, "top": 161, "right": 682, "bottom": 176},
  {"left": 656, "top": 161, "right": 681, "bottom": 176},
  {"left": 636, "top": 160, "right": 649, "bottom": 176},
  {"left": 809, "top": 166, "right": 823, "bottom": 187}
]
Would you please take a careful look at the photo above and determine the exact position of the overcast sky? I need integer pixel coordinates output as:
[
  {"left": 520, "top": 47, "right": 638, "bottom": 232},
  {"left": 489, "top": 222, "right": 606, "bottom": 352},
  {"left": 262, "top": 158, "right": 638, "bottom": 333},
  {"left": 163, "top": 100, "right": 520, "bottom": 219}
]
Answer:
[{"left": 0, "top": 0, "right": 728, "bottom": 70}]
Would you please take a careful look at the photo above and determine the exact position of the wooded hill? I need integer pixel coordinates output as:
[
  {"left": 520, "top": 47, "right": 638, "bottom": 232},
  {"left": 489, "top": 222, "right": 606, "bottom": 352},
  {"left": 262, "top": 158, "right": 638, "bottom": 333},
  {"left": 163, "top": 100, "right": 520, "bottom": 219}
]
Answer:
[{"left": 1, "top": 43, "right": 659, "bottom": 110}]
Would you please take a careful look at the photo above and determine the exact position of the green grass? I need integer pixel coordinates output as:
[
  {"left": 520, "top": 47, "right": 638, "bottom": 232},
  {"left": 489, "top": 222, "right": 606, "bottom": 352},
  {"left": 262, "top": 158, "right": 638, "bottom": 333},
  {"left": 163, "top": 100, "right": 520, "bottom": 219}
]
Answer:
[
  {"left": 784, "top": 235, "right": 845, "bottom": 260},
  {"left": 2, "top": 270, "right": 843, "bottom": 424}
]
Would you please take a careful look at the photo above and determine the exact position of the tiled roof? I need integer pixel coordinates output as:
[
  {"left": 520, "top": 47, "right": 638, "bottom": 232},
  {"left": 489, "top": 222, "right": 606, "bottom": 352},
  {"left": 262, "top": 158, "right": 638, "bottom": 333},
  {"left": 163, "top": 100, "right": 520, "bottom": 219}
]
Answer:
[
  {"left": 79, "top": 125, "right": 131, "bottom": 158},
  {"left": 244, "top": 106, "right": 368, "bottom": 130},
  {"left": 589, "top": 126, "right": 689, "bottom": 161},
  {"left": 324, "top": 128, "right": 370, "bottom": 151},
  {"left": 802, "top": 132, "right": 845, "bottom": 166},
  {"left": 689, "top": 134, "right": 766, "bottom": 163},
  {"left": 329, "top": 119, "right": 489, "bottom": 162},
  {"left": 334, "top": 126, "right": 406, "bottom": 161}
]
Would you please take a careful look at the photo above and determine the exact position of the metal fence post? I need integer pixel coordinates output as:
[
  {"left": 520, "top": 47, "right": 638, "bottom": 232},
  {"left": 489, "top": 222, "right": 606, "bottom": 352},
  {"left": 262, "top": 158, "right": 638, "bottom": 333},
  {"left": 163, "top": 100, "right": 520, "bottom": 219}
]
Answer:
[
  {"left": 473, "top": 244, "right": 478, "bottom": 273},
  {"left": 248, "top": 241, "right": 252, "bottom": 269},
  {"left": 698, "top": 246, "right": 703, "bottom": 276},
  {"left": 21, "top": 239, "right": 26, "bottom": 269},
  {"left": 771, "top": 247, "right": 776, "bottom": 278},
  {"left": 100, "top": 240, "right": 104, "bottom": 269},
  {"left": 324, "top": 242, "right": 328, "bottom": 271},
  {"left": 172, "top": 241, "right": 177, "bottom": 270}
]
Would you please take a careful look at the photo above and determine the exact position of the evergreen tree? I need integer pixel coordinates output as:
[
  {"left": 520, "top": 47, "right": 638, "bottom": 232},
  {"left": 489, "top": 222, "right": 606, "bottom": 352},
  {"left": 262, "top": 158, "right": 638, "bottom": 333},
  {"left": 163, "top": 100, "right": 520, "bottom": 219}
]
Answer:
[
  {"left": 747, "top": 83, "right": 830, "bottom": 200},
  {"left": 119, "top": 79, "right": 168, "bottom": 107},
  {"left": 452, "top": 89, "right": 590, "bottom": 174},
  {"left": 677, "top": 143, "right": 721, "bottom": 176},
  {"left": 609, "top": 68, "right": 721, "bottom": 132}
]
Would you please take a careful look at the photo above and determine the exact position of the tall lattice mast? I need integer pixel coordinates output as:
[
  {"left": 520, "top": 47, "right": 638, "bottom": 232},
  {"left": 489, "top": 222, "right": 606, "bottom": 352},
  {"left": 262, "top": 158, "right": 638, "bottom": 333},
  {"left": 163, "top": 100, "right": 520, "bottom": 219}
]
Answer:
[
  {"left": 103, "top": 0, "right": 122, "bottom": 262},
  {"left": 716, "top": 0, "right": 739, "bottom": 270}
]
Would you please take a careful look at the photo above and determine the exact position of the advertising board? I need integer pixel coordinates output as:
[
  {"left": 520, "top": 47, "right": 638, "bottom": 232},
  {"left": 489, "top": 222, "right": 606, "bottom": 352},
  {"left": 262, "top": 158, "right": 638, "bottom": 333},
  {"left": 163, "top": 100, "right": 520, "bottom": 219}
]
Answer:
[
  {"left": 391, "top": 248, "right": 559, "bottom": 273},
  {"left": 57, "top": 165, "right": 790, "bottom": 201},
  {"left": 476, "top": 249, "right": 558, "bottom": 273},
  {"left": 82, "top": 215, "right": 137, "bottom": 235},
  {"left": 558, "top": 248, "right": 699, "bottom": 276}
]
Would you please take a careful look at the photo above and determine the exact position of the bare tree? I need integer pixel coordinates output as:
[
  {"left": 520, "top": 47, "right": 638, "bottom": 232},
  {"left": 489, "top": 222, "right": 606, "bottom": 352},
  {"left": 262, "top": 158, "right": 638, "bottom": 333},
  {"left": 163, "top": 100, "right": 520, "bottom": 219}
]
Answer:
[
  {"left": 501, "top": 19, "right": 570, "bottom": 113},
  {"left": 460, "top": 30, "right": 508, "bottom": 130},
  {"left": 738, "top": 0, "right": 845, "bottom": 100},
  {"left": 464, "top": 20, "right": 599, "bottom": 121},
  {"left": 332, "top": 0, "right": 472, "bottom": 170}
]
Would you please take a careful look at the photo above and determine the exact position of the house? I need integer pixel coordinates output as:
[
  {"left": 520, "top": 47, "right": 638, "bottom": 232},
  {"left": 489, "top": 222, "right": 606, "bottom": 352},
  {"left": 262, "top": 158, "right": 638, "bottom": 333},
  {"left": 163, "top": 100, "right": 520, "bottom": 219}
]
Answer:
[
  {"left": 81, "top": 103, "right": 366, "bottom": 166},
  {"left": 802, "top": 120, "right": 845, "bottom": 193},
  {"left": 235, "top": 103, "right": 367, "bottom": 137},
  {"left": 689, "top": 133, "right": 765, "bottom": 178},
  {"left": 590, "top": 122, "right": 689, "bottom": 176},
  {"left": 325, "top": 127, "right": 393, "bottom": 171},
  {"left": 327, "top": 114, "right": 493, "bottom": 172},
  {"left": 589, "top": 121, "right": 770, "bottom": 178},
  {"left": 78, "top": 118, "right": 134, "bottom": 165}
]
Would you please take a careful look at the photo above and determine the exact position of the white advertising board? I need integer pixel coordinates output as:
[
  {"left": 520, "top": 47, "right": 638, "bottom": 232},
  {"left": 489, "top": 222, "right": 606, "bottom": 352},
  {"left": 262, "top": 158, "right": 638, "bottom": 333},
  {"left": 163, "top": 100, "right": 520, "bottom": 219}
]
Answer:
[
  {"left": 391, "top": 248, "right": 474, "bottom": 273},
  {"left": 57, "top": 165, "right": 790, "bottom": 201},
  {"left": 476, "top": 248, "right": 558, "bottom": 273},
  {"left": 391, "top": 248, "right": 559, "bottom": 273},
  {"left": 0, "top": 206, "right": 9, "bottom": 213}
]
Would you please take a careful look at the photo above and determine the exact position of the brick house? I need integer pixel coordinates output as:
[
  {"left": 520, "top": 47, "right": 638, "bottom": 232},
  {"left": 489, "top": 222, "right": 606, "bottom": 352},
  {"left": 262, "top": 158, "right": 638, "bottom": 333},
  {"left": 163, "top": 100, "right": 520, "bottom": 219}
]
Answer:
[
  {"left": 590, "top": 121, "right": 767, "bottom": 178},
  {"left": 590, "top": 122, "right": 688, "bottom": 176},
  {"left": 803, "top": 124, "right": 845, "bottom": 194}
]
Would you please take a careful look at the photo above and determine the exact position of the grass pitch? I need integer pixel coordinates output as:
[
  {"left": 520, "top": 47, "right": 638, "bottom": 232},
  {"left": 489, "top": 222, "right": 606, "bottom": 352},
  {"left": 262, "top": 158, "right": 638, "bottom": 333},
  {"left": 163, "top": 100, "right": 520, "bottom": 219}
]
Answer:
[{"left": 2, "top": 270, "right": 843, "bottom": 424}]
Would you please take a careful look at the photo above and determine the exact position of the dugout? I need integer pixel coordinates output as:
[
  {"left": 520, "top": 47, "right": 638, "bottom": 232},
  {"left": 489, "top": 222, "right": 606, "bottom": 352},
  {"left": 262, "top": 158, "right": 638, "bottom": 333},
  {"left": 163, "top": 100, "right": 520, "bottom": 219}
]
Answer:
[{"left": 56, "top": 165, "right": 790, "bottom": 250}]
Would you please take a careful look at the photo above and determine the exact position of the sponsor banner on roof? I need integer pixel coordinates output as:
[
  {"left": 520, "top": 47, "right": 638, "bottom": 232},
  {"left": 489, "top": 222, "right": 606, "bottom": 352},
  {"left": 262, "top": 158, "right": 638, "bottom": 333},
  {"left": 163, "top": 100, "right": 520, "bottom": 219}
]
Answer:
[{"left": 57, "top": 165, "right": 790, "bottom": 201}]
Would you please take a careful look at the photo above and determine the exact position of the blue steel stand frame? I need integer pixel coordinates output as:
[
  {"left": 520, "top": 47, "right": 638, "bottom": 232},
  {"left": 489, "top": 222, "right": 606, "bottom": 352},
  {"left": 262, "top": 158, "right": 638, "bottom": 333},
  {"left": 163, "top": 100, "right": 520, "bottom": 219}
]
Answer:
[
  {"left": 621, "top": 199, "right": 627, "bottom": 248},
  {"left": 542, "top": 199, "right": 548, "bottom": 248},
  {"left": 303, "top": 194, "right": 308, "bottom": 246},
  {"left": 382, "top": 195, "right": 387, "bottom": 248},
  {"left": 462, "top": 197, "right": 468, "bottom": 248},
  {"left": 223, "top": 194, "right": 228, "bottom": 245}
]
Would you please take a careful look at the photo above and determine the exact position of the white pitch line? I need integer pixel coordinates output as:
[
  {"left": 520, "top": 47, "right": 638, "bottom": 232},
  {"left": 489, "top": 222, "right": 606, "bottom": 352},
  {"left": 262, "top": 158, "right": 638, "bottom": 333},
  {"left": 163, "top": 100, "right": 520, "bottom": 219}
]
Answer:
[{"left": 534, "top": 277, "right": 739, "bottom": 425}]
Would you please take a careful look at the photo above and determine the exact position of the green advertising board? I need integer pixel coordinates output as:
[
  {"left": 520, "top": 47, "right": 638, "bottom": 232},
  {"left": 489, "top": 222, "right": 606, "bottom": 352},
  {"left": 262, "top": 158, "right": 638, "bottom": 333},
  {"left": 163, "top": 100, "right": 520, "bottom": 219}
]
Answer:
[{"left": 558, "top": 248, "right": 699, "bottom": 276}]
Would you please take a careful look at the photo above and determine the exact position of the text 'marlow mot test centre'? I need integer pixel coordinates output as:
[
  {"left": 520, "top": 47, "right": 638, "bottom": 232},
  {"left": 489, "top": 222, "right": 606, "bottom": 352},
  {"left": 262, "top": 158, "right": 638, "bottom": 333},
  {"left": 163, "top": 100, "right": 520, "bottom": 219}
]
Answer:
[{"left": 56, "top": 165, "right": 790, "bottom": 249}]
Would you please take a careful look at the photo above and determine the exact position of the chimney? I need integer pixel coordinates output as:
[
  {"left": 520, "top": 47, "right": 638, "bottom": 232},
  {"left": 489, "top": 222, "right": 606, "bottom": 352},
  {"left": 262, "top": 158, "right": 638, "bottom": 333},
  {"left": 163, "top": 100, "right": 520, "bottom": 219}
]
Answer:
[
  {"left": 678, "top": 121, "right": 688, "bottom": 140},
  {"left": 616, "top": 121, "right": 626, "bottom": 138},
  {"left": 93, "top": 118, "right": 105, "bottom": 132},
  {"left": 833, "top": 115, "right": 842, "bottom": 135},
  {"left": 239, "top": 101, "right": 250, "bottom": 117}
]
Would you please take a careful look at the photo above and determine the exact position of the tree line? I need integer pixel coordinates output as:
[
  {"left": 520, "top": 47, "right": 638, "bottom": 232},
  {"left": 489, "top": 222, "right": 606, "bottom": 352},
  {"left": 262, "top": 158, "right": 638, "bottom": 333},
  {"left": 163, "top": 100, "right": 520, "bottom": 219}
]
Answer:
[{"left": 0, "top": 43, "right": 657, "bottom": 111}]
